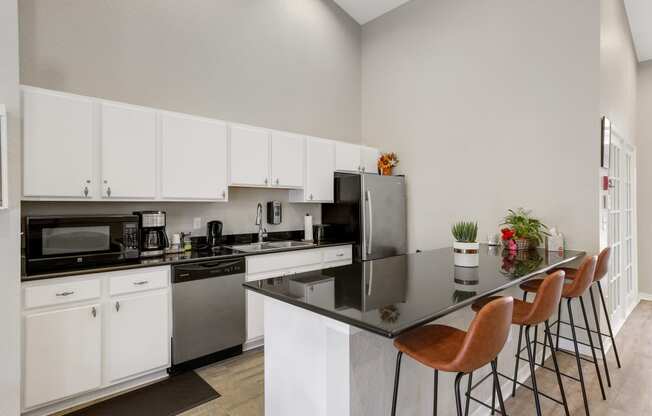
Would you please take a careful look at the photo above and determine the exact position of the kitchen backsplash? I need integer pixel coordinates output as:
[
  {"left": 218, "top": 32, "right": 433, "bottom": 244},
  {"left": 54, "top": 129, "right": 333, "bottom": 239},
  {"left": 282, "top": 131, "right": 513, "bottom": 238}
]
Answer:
[{"left": 22, "top": 187, "right": 321, "bottom": 237}]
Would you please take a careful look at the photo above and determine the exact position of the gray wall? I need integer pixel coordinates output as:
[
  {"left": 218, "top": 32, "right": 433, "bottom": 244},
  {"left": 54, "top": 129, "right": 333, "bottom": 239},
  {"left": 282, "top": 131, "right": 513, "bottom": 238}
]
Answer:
[
  {"left": 361, "top": 0, "right": 601, "bottom": 253},
  {"left": 0, "top": 0, "right": 21, "bottom": 413},
  {"left": 18, "top": 0, "right": 359, "bottom": 235},
  {"left": 637, "top": 61, "right": 652, "bottom": 295}
]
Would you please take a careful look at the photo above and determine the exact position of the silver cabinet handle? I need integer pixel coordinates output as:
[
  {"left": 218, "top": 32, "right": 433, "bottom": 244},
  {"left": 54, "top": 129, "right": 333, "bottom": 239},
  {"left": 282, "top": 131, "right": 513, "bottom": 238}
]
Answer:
[
  {"left": 366, "top": 190, "right": 373, "bottom": 256},
  {"left": 362, "top": 166, "right": 366, "bottom": 172},
  {"left": 106, "top": 186, "right": 112, "bottom": 198},
  {"left": 83, "top": 186, "right": 89, "bottom": 197},
  {"left": 221, "top": 190, "right": 226, "bottom": 199},
  {"left": 56, "top": 290, "right": 75, "bottom": 297},
  {"left": 264, "top": 178, "right": 268, "bottom": 185},
  {"left": 309, "top": 193, "right": 313, "bottom": 200},
  {"left": 91, "top": 306, "right": 97, "bottom": 318},
  {"left": 115, "top": 301, "right": 120, "bottom": 312},
  {"left": 133, "top": 280, "right": 149, "bottom": 286},
  {"left": 275, "top": 178, "right": 280, "bottom": 185},
  {"left": 336, "top": 253, "right": 344, "bottom": 257}
]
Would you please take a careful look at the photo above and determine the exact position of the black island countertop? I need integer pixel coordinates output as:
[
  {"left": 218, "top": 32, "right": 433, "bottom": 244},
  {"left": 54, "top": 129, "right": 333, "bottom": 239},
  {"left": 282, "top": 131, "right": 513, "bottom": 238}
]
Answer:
[{"left": 243, "top": 245, "right": 585, "bottom": 338}]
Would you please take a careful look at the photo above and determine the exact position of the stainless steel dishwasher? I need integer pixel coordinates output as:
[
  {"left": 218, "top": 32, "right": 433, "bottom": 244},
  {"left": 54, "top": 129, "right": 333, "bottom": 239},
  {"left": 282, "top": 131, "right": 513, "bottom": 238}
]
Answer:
[{"left": 170, "top": 257, "right": 246, "bottom": 372}]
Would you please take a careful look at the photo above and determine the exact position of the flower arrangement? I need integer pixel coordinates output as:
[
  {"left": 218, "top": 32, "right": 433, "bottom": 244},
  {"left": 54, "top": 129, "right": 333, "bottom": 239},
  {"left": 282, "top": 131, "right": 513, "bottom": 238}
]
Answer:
[
  {"left": 377, "top": 152, "right": 399, "bottom": 175},
  {"left": 500, "top": 208, "right": 549, "bottom": 251}
]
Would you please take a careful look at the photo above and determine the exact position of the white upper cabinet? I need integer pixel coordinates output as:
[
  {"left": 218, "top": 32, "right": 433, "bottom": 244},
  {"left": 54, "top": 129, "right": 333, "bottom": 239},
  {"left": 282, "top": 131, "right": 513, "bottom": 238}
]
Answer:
[
  {"left": 160, "top": 112, "right": 228, "bottom": 200},
  {"left": 290, "top": 137, "right": 335, "bottom": 203},
  {"left": 270, "top": 131, "right": 304, "bottom": 188},
  {"left": 229, "top": 124, "right": 270, "bottom": 187},
  {"left": 100, "top": 102, "right": 157, "bottom": 199},
  {"left": 335, "top": 142, "right": 380, "bottom": 174},
  {"left": 335, "top": 142, "right": 362, "bottom": 172},
  {"left": 360, "top": 146, "right": 380, "bottom": 174},
  {"left": 22, "top": 88, "right": 94, "bottom": 198}
]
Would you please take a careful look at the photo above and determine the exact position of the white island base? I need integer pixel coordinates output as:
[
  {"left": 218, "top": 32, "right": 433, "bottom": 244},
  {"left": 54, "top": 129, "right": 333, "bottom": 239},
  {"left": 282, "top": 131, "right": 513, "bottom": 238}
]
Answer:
[{"left": 263, "top": 291, "right": 534, "bottom": 416}]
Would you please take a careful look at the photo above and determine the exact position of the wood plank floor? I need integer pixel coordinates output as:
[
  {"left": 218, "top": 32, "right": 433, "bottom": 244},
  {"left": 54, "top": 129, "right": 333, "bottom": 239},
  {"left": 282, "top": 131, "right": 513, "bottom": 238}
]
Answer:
[{"left": 185, "top": 300, "right": 652, "bottom": 415}]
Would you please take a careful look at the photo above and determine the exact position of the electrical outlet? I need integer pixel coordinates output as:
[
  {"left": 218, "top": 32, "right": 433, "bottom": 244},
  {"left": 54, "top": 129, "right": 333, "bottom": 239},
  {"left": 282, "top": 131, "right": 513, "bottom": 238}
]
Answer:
[{"left": 193, "top": 217, "right": 202, "bottom": 230}]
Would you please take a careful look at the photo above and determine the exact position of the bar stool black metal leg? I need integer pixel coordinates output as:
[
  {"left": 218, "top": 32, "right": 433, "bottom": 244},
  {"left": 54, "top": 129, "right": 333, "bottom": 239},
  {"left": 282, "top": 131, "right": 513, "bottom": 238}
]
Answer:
[
  {"left": 598, "top": 281, "right": 622, "bottom": 368},
  {"left": 512, "top": 324, "right": 524, "bottom": 398},
  {"left": 464, "top": 372, "right": 473, "bottom": 416},
  {"left": 391, "top": 351, "right": 403, "bottom": 416},
  {"left": 568, "top": 299, "right": 591, "bottom": 416},
  {"left": 555, "top": 300, "right": 562, "bottom": 351},
  {"left": 454, "top": 372, "right": 465, "bottom": 416},
  {"left": 491, "top": 359, "right": 507, "bottom": 416},
  {"left": 579, "top": 296, "right": 606, "bottom": 400},
  {"left": 491, "top": 364, "right": 497, "bottom": 415},
  {"left": 533, "top": 324, "right": 539, "bottom": 362},
  {"left": 540, "top": 321, "right": 548, "bottom": 367},
  {"left": 589, "top": 285, "right": 611, "bottom": 387},
  {"left": 433, "top": 370, "right": 438, "bottom": 416},
  {"left": 524, "top": 325, "right": 543, "bottom": 416},
  {"left": 545, "top": 320, "right": 570, "bottom": 416}
]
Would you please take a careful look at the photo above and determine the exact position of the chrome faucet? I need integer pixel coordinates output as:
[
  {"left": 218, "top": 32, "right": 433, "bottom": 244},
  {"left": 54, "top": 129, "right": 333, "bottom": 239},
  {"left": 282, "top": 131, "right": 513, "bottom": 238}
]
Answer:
[{"left": 255, "top": 203, "right": 268, "bottom": 243}]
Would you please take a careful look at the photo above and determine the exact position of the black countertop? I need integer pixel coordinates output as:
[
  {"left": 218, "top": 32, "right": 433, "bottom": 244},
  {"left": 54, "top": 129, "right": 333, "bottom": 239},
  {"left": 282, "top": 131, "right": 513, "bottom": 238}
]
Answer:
[
  {"left": 22, "top": 240, "right": 353, "bottom": 282},
  {"left": 243, "top": 245, "right": 585, "bottom": 338}
]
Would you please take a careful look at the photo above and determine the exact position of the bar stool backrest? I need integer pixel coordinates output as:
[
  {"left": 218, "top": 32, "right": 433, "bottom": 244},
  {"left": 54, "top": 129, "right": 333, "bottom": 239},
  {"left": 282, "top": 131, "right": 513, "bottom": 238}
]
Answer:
[
  {"left": 454, "top": 296, "right": 513, "bottom": 373},
  {"left": 564, "top": 255, "right": 597, "bottom": 298},
  {"left": 526, "top": 271, "right": 565, "bottom": 325},
  {"left": 594, "top": 247, "right": 611, "bottom": 282}
]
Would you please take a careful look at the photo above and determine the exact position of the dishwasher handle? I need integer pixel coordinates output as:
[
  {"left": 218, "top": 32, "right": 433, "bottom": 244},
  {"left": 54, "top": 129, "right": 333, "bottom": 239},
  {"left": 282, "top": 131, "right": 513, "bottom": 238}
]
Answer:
[{"left": 173, "top": 257, "right": 246, "bottom": 283}]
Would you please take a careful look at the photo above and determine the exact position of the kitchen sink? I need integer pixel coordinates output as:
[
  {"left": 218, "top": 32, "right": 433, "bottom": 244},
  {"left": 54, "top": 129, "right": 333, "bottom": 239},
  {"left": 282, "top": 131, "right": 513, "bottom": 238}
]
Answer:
[{"left": 225, "top": 240, "right": 314, "bottom": 253}]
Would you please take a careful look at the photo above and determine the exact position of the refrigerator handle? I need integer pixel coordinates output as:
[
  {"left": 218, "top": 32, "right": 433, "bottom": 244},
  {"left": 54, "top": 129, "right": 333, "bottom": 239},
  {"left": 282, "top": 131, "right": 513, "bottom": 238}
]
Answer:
[{"left": 366, "top": 190, "right": 373, "bottom": 256}]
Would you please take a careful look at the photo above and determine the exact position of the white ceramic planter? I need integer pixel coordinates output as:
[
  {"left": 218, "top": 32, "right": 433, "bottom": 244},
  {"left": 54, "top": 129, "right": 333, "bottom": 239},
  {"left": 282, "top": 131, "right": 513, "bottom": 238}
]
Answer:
[{"left": 453, "top": 241, "right": 480, "bottom": 268}]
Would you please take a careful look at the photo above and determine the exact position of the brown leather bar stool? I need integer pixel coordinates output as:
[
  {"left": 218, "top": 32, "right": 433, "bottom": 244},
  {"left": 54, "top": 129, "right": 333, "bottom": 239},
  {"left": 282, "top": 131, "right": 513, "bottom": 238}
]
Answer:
[
  {"left": 519, "top": 255, "right": 601, "bottom": 416},
  {"left": 548, "top": 247, "right": 620, "bottom": 388},
  {"left": 391, "top": 297, "right": 514, "bottom": 416},
  {"left": 471, "top": 271, "right": 569, "bottom": 416}
]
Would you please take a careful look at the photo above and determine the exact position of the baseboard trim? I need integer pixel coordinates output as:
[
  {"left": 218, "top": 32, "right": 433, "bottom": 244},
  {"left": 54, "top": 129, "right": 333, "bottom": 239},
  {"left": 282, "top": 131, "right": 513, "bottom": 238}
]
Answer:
[
  {"left": 639, "top": 292, "right": 652, "bottom": 302},
  {"left": 244, "top": 336, "right": 264, "bottom": 351}
]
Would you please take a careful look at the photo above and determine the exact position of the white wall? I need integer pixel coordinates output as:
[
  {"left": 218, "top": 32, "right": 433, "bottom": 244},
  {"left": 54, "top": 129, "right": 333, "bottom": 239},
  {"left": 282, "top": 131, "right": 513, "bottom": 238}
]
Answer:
[
  {"left": 361, "top": 0, "right": 601, "bottom": 253},
  {"left": 0, "top": 0, "right": 21, "bottom": 413},
  {"left": 637, "top": 61, "right": 652, "bottom": 295}
]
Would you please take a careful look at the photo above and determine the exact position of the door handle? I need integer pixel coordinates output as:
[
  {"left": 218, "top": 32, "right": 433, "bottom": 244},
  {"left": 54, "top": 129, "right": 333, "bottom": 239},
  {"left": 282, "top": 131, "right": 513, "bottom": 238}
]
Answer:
[{"left": 366, "top": 190, "right": 373, "bottom": 256}]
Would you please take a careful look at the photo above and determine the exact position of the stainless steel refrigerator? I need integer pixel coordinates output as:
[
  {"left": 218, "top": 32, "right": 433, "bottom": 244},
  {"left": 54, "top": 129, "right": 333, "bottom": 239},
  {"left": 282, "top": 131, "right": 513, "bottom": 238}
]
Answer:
[{"left": 322, "top": 172, "right": 407, "bottom": 261}]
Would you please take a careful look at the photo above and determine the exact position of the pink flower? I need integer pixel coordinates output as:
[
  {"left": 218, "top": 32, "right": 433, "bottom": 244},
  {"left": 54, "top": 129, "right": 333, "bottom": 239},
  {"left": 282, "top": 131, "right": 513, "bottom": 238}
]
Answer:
[{"left": 508, "top": 240, "right": 518, "bottom": 251}]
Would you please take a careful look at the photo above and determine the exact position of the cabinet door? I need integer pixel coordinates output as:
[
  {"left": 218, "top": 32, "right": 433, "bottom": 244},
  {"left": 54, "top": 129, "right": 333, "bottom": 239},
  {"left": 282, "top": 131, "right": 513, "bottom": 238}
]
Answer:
[
  {"left": 270, "top": 131, "right": 303, "bottom": 188},
  {"left": 360, "top": 146, "right": 380, "bottom": 174},
  {"left": 335, "top": 142, "right": 361, "bottom": 172},
  {"left": 245, "top": 278, "right": 265, "bottom": 343},
  {"left": 100, "top": 102, "right": 157, "bottom": 199},
  {"left": 161, "top": 113, "right": 228, "bottom": 200},
  {"left": 23, "top": 304, "right": 101, "bottom": 408},
  {"left": 22, "top": 88, "right": 94, "bottom": 198},
  {"left": 305, "top": 138, "right": 335, "bottom": 202},
  {"left": 108, "top": 291, "right": 169, "bottom": 382},
  {"left": 229, "top": 125, "right": 270, "bottom": 187}
]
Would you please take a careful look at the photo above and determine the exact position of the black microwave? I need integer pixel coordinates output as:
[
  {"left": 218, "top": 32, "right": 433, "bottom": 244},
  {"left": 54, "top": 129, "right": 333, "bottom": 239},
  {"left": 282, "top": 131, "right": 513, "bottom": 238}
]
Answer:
[{"left": 25, "top": 215, "right": 140, "bottom": 275}]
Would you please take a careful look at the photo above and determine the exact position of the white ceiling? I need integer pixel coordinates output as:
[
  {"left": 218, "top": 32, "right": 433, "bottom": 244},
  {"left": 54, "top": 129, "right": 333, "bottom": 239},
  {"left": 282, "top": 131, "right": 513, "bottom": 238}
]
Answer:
[
  {"left": 624, "top": 0, "right": 652, "bottom": 62},
  {"left": 333, "top": 0, "right": 411, "bottom": 25}
]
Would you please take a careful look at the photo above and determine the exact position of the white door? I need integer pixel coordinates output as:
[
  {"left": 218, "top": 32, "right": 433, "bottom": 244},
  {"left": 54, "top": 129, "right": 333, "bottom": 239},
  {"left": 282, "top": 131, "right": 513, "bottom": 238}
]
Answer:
[
  {"left": 305, "top": 137, "right": 335, "bottom": 202},
  {"left": 22, "top": 88, "right": 94, "bottom": 198},
  {"left": 229, "top": 125, "right": 270, "bottom": 187},
  {"left": 23, "top": 304, "right": 101, "bottom": 408},
  {"left": 360, "top": 146, "right": 380, "bottom": 174},
  {"left": 161, "top": 112, "right": 228, "bottom": 200},
  {"left": 335, "top": 142, "right": 361, "bottom": 172},
  {"left": 100, "top": 102, "right": 157, "bottom": 199},
  {"left": 607, "top": 134, "right": 637, "bottom": 329},
  {"left": 108, "top": 291, "right": 169, "bottom": 382},
  {"left": 270, "top": 131, "right": 304, "bottom": 188}
]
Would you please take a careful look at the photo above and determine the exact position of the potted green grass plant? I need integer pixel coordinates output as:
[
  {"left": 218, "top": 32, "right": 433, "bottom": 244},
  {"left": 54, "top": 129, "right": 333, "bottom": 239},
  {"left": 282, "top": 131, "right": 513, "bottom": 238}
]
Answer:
[
  {"left": 501, "top": 208, "right": 549, "bottom": 250},
  {"left": 452, "top": 221, "right": 479, "bottom": 267}
]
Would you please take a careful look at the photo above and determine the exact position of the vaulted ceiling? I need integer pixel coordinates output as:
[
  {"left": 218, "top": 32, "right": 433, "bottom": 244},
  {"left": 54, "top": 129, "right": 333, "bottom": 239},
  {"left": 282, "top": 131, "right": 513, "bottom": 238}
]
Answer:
[{"left": 624, "top": 0, "right": 652, "bottom": 62}]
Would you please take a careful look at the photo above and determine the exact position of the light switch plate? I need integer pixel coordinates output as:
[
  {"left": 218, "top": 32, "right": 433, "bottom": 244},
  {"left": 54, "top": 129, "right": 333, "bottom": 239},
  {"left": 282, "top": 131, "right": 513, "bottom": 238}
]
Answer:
[{"left": 193, "top": 217, "right": 202, "bottom": 230}]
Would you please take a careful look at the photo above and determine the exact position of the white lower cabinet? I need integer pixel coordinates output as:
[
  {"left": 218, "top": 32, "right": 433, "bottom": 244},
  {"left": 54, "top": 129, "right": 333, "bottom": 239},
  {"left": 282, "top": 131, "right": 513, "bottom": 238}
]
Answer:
[
  {"left": 22, "top": 267, "right": 171, "bottom": 412},
  {"left": 107, "top": 291, "right": 170, "bottom": 382},
  {"left": 244, "top": 245, "right": 352, "bottom": 347},
  {"left": 23, "top": 304, "right": 102, "bottom": 409}
]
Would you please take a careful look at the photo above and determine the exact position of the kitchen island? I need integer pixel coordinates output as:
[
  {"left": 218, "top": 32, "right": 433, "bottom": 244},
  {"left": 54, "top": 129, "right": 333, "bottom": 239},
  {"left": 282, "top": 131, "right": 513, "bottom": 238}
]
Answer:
[{"left": 244, "top": 245, "right": 585, "bottom": 416}]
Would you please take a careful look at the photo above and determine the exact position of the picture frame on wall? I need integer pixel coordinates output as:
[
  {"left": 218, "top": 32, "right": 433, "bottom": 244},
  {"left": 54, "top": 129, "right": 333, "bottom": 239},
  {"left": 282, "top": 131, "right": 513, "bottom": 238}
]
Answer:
[{"left": 601, "top": 116, "right": 611, "bottom": 169}]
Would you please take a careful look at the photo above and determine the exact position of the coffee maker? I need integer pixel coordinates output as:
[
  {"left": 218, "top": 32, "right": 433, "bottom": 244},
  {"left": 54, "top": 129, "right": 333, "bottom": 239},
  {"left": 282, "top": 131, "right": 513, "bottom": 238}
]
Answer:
[
  {"left": 134, "top": 211, "right": 169, "bottom": 257},
  {"left": 207, "top": 220, "right": 223, "bottom": 248}
]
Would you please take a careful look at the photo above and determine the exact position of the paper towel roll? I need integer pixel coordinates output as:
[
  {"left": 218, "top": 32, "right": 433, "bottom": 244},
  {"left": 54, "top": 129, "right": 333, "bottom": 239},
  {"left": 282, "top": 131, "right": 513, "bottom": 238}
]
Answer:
[{"left": 304, "top": 214, "right": 313, "bottom": 242}]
